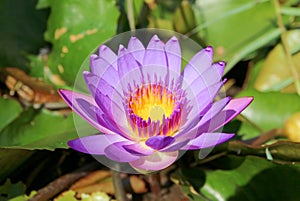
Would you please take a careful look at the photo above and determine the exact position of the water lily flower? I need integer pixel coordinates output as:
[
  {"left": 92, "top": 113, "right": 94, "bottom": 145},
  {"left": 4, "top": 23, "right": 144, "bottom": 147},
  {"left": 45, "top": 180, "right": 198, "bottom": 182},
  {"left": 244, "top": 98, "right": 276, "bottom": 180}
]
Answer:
[{"left": 58, "top": 35, "right": 253, "bottom": 172}]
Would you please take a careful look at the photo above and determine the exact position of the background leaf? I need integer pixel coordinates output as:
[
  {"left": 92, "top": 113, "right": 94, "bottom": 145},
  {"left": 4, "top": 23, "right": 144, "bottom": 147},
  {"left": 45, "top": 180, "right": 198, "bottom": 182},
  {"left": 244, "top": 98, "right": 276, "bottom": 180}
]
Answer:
[
  {"left": 192, "top": 0, "right": 281, "bottom": 72},
  {"left": 44, "top": 0, "right": 119, "bottom": 85},
  {"left": 0, "top": 108, "right": 76, "bottom": 150},
  {"left": 0, "top": 98, "right": 23, "bottom": 132},
  {"left": 176, "top": 156, "right": 300, "bottom": 201},
  {"left": 0, "top": 0, "right": 49, "bottom": 71},
  {"left": 237, "top": 89, "right": 300, "bottom": 139}
]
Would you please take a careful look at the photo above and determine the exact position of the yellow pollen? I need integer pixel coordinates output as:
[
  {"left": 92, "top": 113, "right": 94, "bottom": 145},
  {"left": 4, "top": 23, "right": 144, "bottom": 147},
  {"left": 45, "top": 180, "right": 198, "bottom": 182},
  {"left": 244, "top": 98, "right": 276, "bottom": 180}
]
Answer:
[
  {"left": 149, "top": 105, "right": 165, "bottom": 122},
  {"left": 129, "top": 84, "right": 175, "bottom": 123}
]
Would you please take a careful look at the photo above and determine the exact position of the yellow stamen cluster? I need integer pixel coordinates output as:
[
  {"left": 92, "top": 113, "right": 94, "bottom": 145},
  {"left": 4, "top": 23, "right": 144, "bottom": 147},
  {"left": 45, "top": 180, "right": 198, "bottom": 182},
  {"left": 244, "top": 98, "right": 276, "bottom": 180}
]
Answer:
[{"left": 129, "top": 84, "right": 176, "bottom": 123}]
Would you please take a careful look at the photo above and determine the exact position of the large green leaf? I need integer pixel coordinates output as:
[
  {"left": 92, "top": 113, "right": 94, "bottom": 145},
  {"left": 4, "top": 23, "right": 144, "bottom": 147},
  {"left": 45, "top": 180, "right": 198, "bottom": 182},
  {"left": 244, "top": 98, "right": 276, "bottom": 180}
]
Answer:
[
  {"left": 237, "top": 89, "right": 300, "bottom": 139},
  {"left": 176, "top": 156, "right": 300, "bottom": 201},
  {"left": 41, "top": 0, "right": 119, "bottom": 85},
  {"left": 192, "top": 0, "right": 281, "bottom": 72},
  {"left": 0, "top": 0, "right": 49, "bottom": 71},
  {"left": 0, "top": 97, "right": 23, "bottom": 132},
  {"left": 0, "top": 108, "right": 77, "bottom": 150}
]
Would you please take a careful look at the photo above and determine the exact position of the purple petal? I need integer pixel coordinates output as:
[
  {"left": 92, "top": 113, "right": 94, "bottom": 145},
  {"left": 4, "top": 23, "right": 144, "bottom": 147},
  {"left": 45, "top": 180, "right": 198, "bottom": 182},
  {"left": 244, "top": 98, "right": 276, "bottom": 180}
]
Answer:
[
  {"left": 142, "top": 35, "right": 168, "bottom": 84},
  {"left": 186, "top": 81, "right": 224, "bottom": 124},
  {"left": 213, "top": 61, "right": 226, "bottom": 78},
  {"left": 182, "top": 46, "right": 213, "bottom": 87},
  {"left": 199, "top": 97, "right": 231, "bottom": 124},
  {"left": 204, "top": 97, "right": 254, "bottom": 132},
  {"left": 146, "top": 136, "right": 175, "bottom": 150},
  {"left": 143, "top": 35, "right": 167, "bottom": 67},
  {"left": 200, "top": 61, "right": 225, "bottom": 87},
  {"left": 175, "top": 97, "right": 231, "bottom": 140},
  {"left": 160, "top": 139, "right": 190, "bottom": 152},
  {"left": 183, "top": 55, "right": 223, "bottom": 96},
  {"left": 129, "top": 151, "right": 178, "bottom": 171},
  {"left": 58, "top": 89, "right": 118, "bottom": 134},
  {"left": 180, "top": 132, "right": 235, "bottom": 150},
  {"left": 68, "top": 134, "right": 128, "bottom": 154},
  {"left": 83, "top": 71, "right": 99, "bottom": 97},
  {"left": 98, "top": 45, "right": 118, "bottom": 69},
  {"left": 117, "top": 45, "right": 143, "bottom": 92},
  {"left": 123, "top": 142, "right": 154, "bottom": 156},
  {"left": 187, "top": 97, "right": 253, "bottom": 137},
  {"left": 84, "top": 71, "right": 123, "bottom": 106},
  {"left": 165, "top": 36, "right": 182, "bottom": 81},
  {"left": 90, "top": 54, "right": 120, "bottom": 92},
  {"left": 128, "top": 36, "right": 145, "bottom": 65},
  {"left": 94, "top": 89, "right": 132, "bottom": 139},
  {"left": 104, "top": 141, "right": 140, "bottom": 162}
]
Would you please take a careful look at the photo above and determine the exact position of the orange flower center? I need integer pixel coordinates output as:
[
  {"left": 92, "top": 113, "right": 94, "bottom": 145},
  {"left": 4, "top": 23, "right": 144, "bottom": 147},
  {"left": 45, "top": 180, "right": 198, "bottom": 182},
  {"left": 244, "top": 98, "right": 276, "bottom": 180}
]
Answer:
[
  {"left": 126, "top": 83, "right": 184, "bottom": 138},
  {"left": 129, "top": 84, "right": 176, "bottom": 123}
]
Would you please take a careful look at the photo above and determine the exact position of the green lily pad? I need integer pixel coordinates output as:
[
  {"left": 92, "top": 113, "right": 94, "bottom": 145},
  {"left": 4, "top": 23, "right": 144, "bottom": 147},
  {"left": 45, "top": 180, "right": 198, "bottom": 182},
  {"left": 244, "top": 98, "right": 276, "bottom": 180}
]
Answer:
[
  {"left": 192, "top": 0, "right": 282, "bottom": 72},
  {"left": 0, "top": 108, "right": 77, "bottom": 150},
  {"left": 0, "top": 0, "right": 49, "bottom": 71},
  {"left": 0, "top": 97, "right": 23, "bottom": 132},
  {"left": 42, "top": 0, "right": 119, "bottom": 85},
  {"left": 176, "top": 156, "right": 300, "bottom": 201},
  {"left": 237, "top": 89, "right": 300, "bottom": 139}
]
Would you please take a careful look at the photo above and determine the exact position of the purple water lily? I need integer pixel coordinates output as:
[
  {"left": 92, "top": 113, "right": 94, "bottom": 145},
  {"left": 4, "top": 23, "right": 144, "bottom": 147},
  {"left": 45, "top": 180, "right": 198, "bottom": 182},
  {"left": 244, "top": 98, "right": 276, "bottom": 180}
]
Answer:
[{"left": 58, "top": 35, "right": 253, "bottom": 172}]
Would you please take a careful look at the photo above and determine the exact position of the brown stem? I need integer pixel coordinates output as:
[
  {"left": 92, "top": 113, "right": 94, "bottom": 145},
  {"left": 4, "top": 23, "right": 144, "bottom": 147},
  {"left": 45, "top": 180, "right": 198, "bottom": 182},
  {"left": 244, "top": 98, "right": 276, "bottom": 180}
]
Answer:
[
  {"left": 28, "top": 172, "right": 87, "bottom": 201},
  {"left": 147, "top": 173, "right": 161, "bottom": 197},
  {"left": 111, "top": 170, "right": 128, "bottom": 201},
  {"left": 250, "top": 128, "right": 281, "bottom": 146}
]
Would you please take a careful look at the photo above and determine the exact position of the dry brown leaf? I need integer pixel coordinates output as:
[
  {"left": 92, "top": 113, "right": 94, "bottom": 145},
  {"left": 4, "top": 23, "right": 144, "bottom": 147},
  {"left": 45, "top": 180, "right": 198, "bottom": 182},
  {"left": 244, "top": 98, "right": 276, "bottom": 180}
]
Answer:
[
  {"left": 71, "top": 170, "right": 111, "bottom": 190},
  {"left": 130, "top": 175, "right": 147, "bottom": 194}
]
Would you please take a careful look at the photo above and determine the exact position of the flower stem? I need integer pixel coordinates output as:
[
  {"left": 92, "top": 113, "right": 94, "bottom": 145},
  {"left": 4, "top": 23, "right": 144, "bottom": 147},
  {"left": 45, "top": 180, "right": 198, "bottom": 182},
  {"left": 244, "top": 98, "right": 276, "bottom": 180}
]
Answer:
[
  {"left": 273, "top": 0, "right": 300, "bottom": 95},
  {"left": 127, "top": 0, "right": 136, "bottom": 31},
  {"left": 111, "top": 170, "right": 127, "bottom": 201},
  {"left": 147, "top": 173, "right": 161, "bottom": 197}
]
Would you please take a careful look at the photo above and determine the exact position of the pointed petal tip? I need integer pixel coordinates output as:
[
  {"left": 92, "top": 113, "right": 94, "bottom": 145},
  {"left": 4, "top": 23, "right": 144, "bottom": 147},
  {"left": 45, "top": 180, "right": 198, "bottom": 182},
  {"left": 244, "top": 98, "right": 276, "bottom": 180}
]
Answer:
[
  {"left": 169, "top": 35, "right": 178, "bottom": 42},
  {"left": 118, "top": 44, "right": 126, "bottom": 55},
  {"left": 150, "top": 34, "right": 160, "bottom": 42},
  {"left": 99, "top": 45, "right": 108, "bottom": 52},
  {"left": 205, "top": 46, "right": 213, "bottom": 52},
  {"left": 128, "top": 36, "right": 139, "bottom": 44},
  {"left": 217, "top": 61, "right": 226, "bottom": 67},
  {"left": 57, "top": 89, "right": 69, "bottom": 98},
  {"left": 67, "top": 138, "right": 90, "bottom": 155},
  {"left": 244, "top": 96, "right": 254, "bottom": 104},
  {"left": 82, "top": 70, "right": 90, "bottom": 76},
  {"left": 237, "top": 96, "right": 254, "bottom": 105},
  {"left": 90, "top": 54, "right": 98, "bottom": 59},
  {"left": 98, "top": 45, "right": 114, "bottom": 56},
  {"left": 119, "top": 44, "right": 125, "bottom": 49},
  {"left": 225, "top": 96, "right": 232, "bottom": 103}
]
